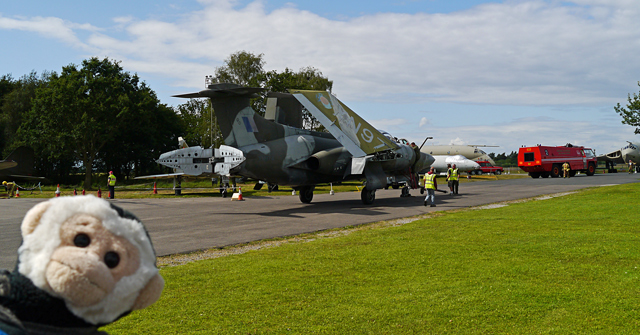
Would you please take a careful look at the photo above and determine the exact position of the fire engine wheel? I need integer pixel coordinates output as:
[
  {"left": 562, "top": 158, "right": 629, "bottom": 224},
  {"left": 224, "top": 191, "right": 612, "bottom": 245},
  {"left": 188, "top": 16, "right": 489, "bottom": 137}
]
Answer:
[
  {"left": 541, "top": 172, "right": 550, "bottom": 178},
  {"left": 586, "top": 163, "right": 596, "bottom": 176},
  {"left": 495, "top": 170, "right": 502, "bottom": 175},
  {"left": 530, "top": 172, "right": 540, "bottom": 178},
  {"left": 550, "top": 164, "right": 561, "bottom": 178},
  {"left": 477, "top": 170, "right": 483, "bottom": 175}
]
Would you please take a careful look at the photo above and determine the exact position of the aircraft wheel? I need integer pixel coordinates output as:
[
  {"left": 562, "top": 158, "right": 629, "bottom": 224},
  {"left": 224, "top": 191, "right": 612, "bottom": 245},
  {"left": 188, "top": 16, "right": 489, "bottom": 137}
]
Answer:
[
  {"left": 361, "top": 188, "right": 376, "bottom": 205},
  {"left": 299, "top": 186, "right": 314, "bottom": 204},
  {"left": 391, "top": 184, "right": 400, "bottom": 190},
  {"left": 495, "top": 170, "right": 502, "bottom": 175},
  {"left": 400, "top": 186, "right": 411, "bottom": 197}
]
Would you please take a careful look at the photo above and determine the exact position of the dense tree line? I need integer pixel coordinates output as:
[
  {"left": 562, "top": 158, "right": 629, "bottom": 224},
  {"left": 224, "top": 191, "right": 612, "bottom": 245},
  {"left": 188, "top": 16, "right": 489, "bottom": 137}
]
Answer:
[
  {"left": 488, "top": 151, "right": 518, "bottom": 166},
  {"left": 1, "top": 52, "right": 332, "bottom": 188}
]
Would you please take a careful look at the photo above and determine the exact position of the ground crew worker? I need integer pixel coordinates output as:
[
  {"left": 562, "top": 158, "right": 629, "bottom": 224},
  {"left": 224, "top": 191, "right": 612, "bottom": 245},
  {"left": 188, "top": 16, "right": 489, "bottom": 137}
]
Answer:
[
  {"left": 2, "top": 181, "right": 17, "bottom": 198},
  {"left": 629, "top": 160, "right": 635, "bottom": 174},
  {"left": 423, "top": 167, "right": 437, "bottom": 207},
  {"left": 107, "top": 171, "right": 116, "bottom": 199},
  {"left": 562, "top": 162, "right": 571, "bottom": 178},
  {"left": 448, "top": 164, "right": 459, "bottom": 195}
]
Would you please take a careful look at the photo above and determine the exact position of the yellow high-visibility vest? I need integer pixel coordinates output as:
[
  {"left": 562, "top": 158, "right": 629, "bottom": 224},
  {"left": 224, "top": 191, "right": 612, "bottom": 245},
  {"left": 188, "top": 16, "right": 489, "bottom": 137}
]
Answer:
[
  {"left": 449, "top": 168, "right": 459, "bottom": 181},
  {"left": 108, "top": 174, "right": 116, "bottom": 186},
  {"left": 424, "top": 173, "right": 436, "bottom": 190}
]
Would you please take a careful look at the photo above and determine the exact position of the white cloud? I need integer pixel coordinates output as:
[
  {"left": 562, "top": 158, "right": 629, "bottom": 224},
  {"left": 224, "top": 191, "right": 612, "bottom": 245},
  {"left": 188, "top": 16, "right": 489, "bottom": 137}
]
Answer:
[
  {"left": 4, "top": 0, "right": 640, "bottom": 107},
  {"left": 0, "top": 15, "right": 98, "bottom": 49},
  {"left": 419, "top": 117, "right": 430, "bottom": 127}
]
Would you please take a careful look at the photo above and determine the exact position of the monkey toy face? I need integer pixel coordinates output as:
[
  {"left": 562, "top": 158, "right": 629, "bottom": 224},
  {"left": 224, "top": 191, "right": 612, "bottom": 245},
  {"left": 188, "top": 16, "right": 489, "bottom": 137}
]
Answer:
[
  {"left": 46, "top": 213, "right": 142, "bottom": 307},
  {"left": 17, "top": 196, "right": 164, "bottom": 325}
]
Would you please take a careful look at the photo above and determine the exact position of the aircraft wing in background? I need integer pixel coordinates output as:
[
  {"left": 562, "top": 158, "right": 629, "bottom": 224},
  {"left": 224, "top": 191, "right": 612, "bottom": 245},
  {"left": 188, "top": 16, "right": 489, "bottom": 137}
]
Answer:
[
  {"left": 291, "top": 90, "right": 399, "bottom": 157},
  {"left": 596, "top": 149, "right": 625, "bottom": 163},
  {"left": 0, "top": 160, "right": 18, "bottom": 170},
  {"left": 134, "top": 172, "right": 186, "bottom": 180}
]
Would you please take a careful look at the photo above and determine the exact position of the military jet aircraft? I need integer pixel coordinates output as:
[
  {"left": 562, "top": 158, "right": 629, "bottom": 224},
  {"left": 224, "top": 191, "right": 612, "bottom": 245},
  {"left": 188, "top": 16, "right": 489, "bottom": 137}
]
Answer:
[
  {"left": 597, "top": 141, "right": 640, "bottom": 172},
  {"left": 421, "top": 145, "right": 497, "bottom": 165},
  {"left": 169, "top": 83, "right": 434, "bottom": 204}
]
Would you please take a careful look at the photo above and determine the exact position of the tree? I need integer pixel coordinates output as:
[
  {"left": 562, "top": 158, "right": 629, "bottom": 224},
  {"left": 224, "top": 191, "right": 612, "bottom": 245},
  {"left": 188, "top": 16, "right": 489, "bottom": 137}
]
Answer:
[
  {"left": 214, "top": 51, "right": 265, "bottom": 87},
  {"left": 174, "top": 98, "right": 224, "bottom": 149},
  {"left": 0, "top": 73, "right": 47, "bottom": 157},
  {"left": 17, "top": 57, "right": 174, "bottom": 189},
  {"left": 615, "top": 82, "right": 640, "bottom": 134}
]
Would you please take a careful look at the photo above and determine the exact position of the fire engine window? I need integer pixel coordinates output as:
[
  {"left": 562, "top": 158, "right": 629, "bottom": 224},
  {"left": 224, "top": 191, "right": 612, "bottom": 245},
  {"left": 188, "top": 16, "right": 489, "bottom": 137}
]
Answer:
[{"left": 524, "top": 152, "right": 535, "bottom": 162}]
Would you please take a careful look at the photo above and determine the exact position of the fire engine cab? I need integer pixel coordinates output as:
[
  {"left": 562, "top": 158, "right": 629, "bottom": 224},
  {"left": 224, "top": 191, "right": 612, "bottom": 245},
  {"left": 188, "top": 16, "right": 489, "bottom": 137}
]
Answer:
[{"left": 518, "top": 144, "right": 597, "bottom": 178}]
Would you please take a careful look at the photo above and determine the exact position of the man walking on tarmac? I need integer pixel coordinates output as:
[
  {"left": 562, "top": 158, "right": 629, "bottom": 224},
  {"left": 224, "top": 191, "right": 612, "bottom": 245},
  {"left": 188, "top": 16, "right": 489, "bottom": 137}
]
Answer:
[
  {"left": 447, "top": 164, "right": 459, "bottom": 195},
  {"left": 629, "top": 160, "right": 635, "bottom": 174},
  {"left": 423, "top": 167, "right": 438, "bottom": 207},
  {"left": 107, "top": 171, "right": 116, "bottom": 199}
]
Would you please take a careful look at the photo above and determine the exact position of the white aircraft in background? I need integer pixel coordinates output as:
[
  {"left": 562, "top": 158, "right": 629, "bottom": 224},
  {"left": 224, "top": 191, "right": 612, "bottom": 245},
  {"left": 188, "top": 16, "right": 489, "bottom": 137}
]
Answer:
[
  {"left": 429, "top": 155, "right": 480, "bottom": 174},
  {"left": 421, "top": 145, "right": 497, "bottom": 165},
  {"left": 597, "top": 141, "right": 640, "bottom": 172}
]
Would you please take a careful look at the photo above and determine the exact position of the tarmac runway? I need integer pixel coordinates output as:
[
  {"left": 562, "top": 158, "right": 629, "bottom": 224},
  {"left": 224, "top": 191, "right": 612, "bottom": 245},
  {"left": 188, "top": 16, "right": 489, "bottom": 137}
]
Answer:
[{"left": 1, "top": 173, "right": 638, "bottom": 269}]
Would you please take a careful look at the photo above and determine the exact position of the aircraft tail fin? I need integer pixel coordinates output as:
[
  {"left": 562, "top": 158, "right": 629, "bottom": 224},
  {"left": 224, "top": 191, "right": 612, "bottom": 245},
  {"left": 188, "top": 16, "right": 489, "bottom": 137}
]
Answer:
[
  {"left": 174, "top": 83, "right": 283, "bottom": 148},
  {"left": 178, "top": 137, "right": 189, "bottom": 148}
]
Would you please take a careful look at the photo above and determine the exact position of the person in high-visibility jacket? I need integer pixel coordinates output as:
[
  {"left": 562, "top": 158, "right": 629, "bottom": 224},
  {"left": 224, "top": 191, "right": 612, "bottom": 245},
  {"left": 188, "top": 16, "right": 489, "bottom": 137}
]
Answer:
[
  {"left": 423, "top": 167, "right": 438, "bottom": 207},
  {"left": 447, "top": 164, "right": 459, "bottom": 195},
  {"left": 2, "top": 181, "right": 17, "bottom": 198},
  {"left": 562, "top": 162, "right": 571, "bottom": 178},
  {"left": 107, "top": 171, "right": 116, "bottom": 199}
]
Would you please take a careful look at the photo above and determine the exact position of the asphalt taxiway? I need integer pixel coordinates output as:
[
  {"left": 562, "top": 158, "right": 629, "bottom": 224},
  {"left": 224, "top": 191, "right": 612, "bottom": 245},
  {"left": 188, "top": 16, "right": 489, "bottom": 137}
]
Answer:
[{"left": 1, "top": 173, "right": 638, "bottom": 269}]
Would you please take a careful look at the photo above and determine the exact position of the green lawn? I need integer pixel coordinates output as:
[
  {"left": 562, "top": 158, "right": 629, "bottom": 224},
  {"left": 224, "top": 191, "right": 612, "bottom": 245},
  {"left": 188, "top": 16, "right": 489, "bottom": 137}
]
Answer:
[{"left": 104, "top": 183, "right": 640, "bottom": 334}]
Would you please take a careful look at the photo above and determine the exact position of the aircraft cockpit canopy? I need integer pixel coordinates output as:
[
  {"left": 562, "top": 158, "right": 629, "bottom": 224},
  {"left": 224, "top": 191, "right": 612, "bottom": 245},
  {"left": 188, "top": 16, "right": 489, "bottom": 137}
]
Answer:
[{"left": 379, "top": 130, "right": 410, "bottom": 145}]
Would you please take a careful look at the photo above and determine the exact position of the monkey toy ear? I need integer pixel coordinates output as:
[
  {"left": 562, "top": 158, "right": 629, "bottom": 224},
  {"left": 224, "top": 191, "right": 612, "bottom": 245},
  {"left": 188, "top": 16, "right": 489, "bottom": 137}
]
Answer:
[
  {"left": 21, "top": 201, "right": 52, "bottom": 237},
  {"left": 132, "top": 274, "right": 165, "bottom": 311}
]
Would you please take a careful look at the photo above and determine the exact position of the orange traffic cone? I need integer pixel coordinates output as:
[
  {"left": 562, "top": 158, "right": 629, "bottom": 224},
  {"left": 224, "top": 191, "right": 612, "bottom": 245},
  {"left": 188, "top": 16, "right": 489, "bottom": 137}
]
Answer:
[
  {"left": 55, "top": 184, "right": 61, "bottom": 197},
  {"left": 15, "top": 188, "right": 19, "bottom": 197},
  {"left": 238, "top": 187, "right": 243, "bottom": 201},
  {"left": 97, "top": 187, "right": 102, "bottom": 198},
  {"left": 153, "top": 182, "right": 157, "bottom": 194}
]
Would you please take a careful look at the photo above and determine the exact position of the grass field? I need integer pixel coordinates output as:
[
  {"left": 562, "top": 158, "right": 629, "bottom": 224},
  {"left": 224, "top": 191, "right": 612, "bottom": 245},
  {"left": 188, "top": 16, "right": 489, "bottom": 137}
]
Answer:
[{"left": 102, "top": 183, "right": 640, "bottom": 334}]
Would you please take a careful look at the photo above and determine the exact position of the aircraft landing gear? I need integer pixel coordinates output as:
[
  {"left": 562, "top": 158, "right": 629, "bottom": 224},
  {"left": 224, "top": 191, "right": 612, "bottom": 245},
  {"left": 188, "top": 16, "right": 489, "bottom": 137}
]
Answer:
[
  {"left": 299, "top": 185, "right": 315, "bottom": 204},
  {"left": 361, "top": 187, "right": 376, "bottom": 205},
  {"left": 400, "top": 186, "right": 411, "bottom": 197}
]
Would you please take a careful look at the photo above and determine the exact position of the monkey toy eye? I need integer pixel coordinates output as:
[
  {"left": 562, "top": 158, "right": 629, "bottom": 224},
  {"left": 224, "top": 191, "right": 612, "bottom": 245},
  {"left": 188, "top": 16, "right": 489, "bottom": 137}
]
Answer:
[
  {"left": 73, "top": 234, "right": 91, "bottom": 248},
  {"left": 104, "top": 252, "right": 120, "bottom": 269}
]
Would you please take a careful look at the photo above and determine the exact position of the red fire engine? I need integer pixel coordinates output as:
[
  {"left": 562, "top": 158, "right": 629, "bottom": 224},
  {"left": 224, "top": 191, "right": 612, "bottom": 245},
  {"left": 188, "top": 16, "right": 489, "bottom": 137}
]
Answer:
[{"left": 518, "top": 144, "right": 597, "bottom": 178}]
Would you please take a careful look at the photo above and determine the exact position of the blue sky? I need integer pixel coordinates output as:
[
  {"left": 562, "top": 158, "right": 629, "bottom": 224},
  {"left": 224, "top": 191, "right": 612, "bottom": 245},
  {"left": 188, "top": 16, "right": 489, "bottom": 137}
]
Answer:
[{"left": 2, "top": 0, "right": 640, "bottom": 155}]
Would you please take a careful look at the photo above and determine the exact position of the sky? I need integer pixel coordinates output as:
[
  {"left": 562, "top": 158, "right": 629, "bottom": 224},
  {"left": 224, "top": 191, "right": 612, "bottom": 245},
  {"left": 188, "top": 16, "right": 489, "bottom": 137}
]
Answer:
[{"left": 2, "top": 0, "right": 640, "bottom": 155}]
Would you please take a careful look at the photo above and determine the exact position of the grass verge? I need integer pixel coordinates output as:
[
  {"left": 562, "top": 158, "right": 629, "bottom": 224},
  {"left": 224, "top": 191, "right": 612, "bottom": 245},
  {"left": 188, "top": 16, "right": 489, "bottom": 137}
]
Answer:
[{"left": 105, "top": 183, "right": 639, "bottom": 333}]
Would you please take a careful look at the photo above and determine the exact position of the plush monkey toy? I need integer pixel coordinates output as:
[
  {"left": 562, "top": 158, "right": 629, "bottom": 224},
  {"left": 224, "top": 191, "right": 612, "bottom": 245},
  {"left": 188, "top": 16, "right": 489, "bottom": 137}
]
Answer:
[{"left": 0, "top": 195, "right": 164, "bottom": 334}]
